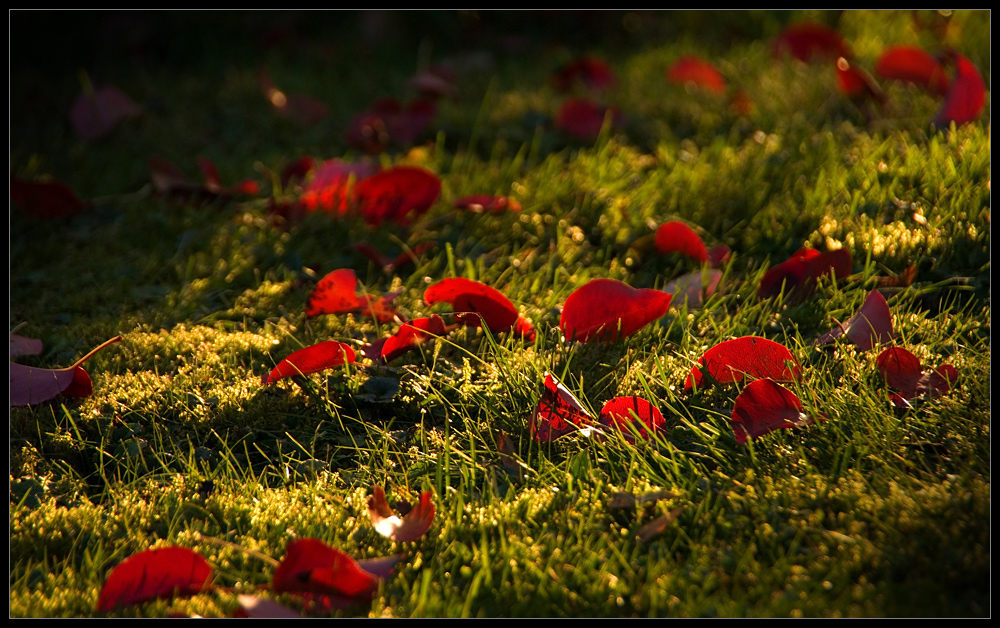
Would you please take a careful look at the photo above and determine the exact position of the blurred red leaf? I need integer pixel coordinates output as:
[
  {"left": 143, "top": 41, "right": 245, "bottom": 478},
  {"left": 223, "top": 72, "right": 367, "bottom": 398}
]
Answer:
[
  {"left": 363, "top": 315, "right": 451, "bottom": 364},
  {"left": 835, "top": 57, "right": 887, "bottom": 105},
  {"left": 731, "top": 379, "right": 821, "bottom": 444},
  {"left": 408, "top": 67, "right": 459, "bottom": 101},
  {"left": 97, "top": 546, "right": 213, "bottom": 613},
  {"left": 353, "top": 165, "right": 441, "bottom": 226},
  {"left": 771, "top": 22, "right": 852, "bottom": 62},
  {"left": 236, "top": 595, "right": 303, "bottom": 618},
  {"left": 297, "top": 159, "right": 381, "bottom": 215},
  {"left": 305, "top": 268, "right": 399, "bottom": 322},
  {"left": 551, "top": 55, "right": 617, "bottom": 92},
  {"left": 272, "top": 538, "right": 378, "bottom": 599},
  {"left": 933, "top": 52, "right": 986, "bottom": 127},
  {"left": 654, "top": 221, "right": 708, "bottom": 263},
  {"left": 10, "top": 335, "right": 121, "bottom": 407},
  {"left": 667, "top": 55, "right": 727, "bottom": 94},
  {"left": 454, "top": 194, "right": 522, "bottom": 214},
  {"left": 149, "top": 157, "right": 258, "bottom": 203},
  {"left": 598, "top": 397, "right": 665, "bottom": 443},
  {"left": 345, "top": 98, "right": 436, "bottom": 154},
  {"left": 70, "top": 84, "right": 141, "bottom": 141},
  {"left": 814, "top": 290, "right": 894, "bottom": 350},
  {"left": 662, "top": 269, "right": 722, "bottom": 310},
  {"left": 555, "top": 98, "right": 621, "bottom": 141},
  {"left": 707, "top": 244, "right": 732, "bottom": 267},
  {"left": 758, "top": 247, "right": 852, "bottom": 301},
  {"left": 685, "top": 336, "right": 801, "bottom": 392},
  {"left": 9, "top": 334, "right": 43, "bottom": 359},
  {"left": 875, "top": 45, "right": 950, "bottom": 96},
  {"left": 10, "top": 176, "right": 90, "bottom": 219},
  {"left": 424, "top": 278, "right": 535, "bottom": 340},
  {"left": 262, "top": 341, "right": 356, "bottom": 385},
  {"left": 560, "top": 278, "right": 671, "bottom": 343},
  {"left": 875, "top": 347, "right": 958, "bottom": 407},
  {"left": 367, "top": 486, "right": 436, "bottom": 543},
  {"left": 531, "top": 373, "right": 594, "bottom": 442},
  {"left": 354, "top": 241, "right": 434, "bottom": 273}
]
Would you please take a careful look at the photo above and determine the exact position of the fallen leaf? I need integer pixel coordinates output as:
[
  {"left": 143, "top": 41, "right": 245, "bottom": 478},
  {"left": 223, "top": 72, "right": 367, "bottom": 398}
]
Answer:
[
  {"left": 424, "top": 278, "right": 535, "bottom": 340},
  {"left": 363, "top": 315, "right": 451, "bottom": 364},
  {"left": 814, "top": 290, "right": 894, "bottom": 350},
  {"left": 353, "top": 165, "right": 442, "bottom": 226},
  {"left": 685, "top": 336, "right": 801, "bottom": 392},
  {"left": 654, "top": 221, "right": 708, "bottom": 263},
  {"left": 771, "top": 22, "right": 852, "bottom": 62},
  {"left": 9, "top": 334, "right": 43, "bottom": 359},
  {"left": 667, "top": 55, "right": 727, "bottom": 94},
  {"left": 731, "top": 378, "right": 821, "bottom": 444},
  {"left": 551, "top": 55, "right": 617, "bottom": 92},
  {"left": 237, "top": 595, "right": 303, "bottom": 619},
  {"left": 297, "top": 159, "right": 381, "bottom": 215},
  {"left": 560, "top": 278, "right": 671, "bottom": 343},
  {"left": 271, "top": 538, "right": 378, "bottom": 600},
  {"left": 933, "top": 51, "right": 986, "bottom": 127},
  {"left": 367, "top": 486, "right": 436, "bottom": 543},
  {"left": 835, "top": 57, "right": 887, "bottom": 105},
  {"left": 662, "top": 270, "right": 722, "bottom": 310},
  {"left": 598, "top": 397, "right": 665, "bottom": 442},
  {"left": 149, "top": 157, "right": 258, "bottom": 203},
  {"left": 875, "top": 45, "right": 950, "bottom": 96},
  {"left": 70, "top": 84, "right": 141, "bottom": 141},
  {"left": 636, "top": 506, "right": 686, "bottom": 544},
  {"left": 10, "top": 335, "right": 122, "bottom": 406},
  {"left": 10, "top": 176, "right": 90, "bottom": 219},
  {"left": 757, "top": 247, "right": 852, "bottom": 301},
  {"left": 875, "top": 346, "right": 958, "bottom": 407},
  {"left": 555, "top": 98, "right": 621, "bottom": 141},
  {"left": 97, "top": 546, "right": 213, "bottom": 612},
  {"left": 305, "top": 268, "right": 399, "bottom": 322},
  {"left": 530, "top": 373, "right": 594, "bottom": 442},
  {"left": 261, "top": 341, "right": 356, "bottom": 385}
]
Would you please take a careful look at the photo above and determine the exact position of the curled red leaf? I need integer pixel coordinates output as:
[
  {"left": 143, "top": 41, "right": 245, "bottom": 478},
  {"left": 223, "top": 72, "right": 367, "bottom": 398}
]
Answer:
[
  {"left": 875, "top": 347, "right": 958, "bottom": 407},
  {"left": 560, "top": 278, "right": 671, "bottom": 343},
  {"left": 667, "top": 55, "right": 727, "bottom": 94},
  {"left": 875, "top": 45, "right": 950, "bottom": 97},
  {"left": 530, "top": 373, "right": 594, "bottom": 442},
  {"left": 363, "top": 315, "right": 451, "bottom": 364},
  {"left": 814, "top": 290, "right": 894, "bottom": 351},
  {"left": 97, "top": 546, "right": 213, "bottom": 613},
  {"left": 305, "top": 268, "right": 399, "bottom": 322},
  {"left": 731, "top": 379, "right": 821, "bottom": 444},
  {"left": 353, "top": 165, "right": 442, "bottom": 226},
  {"left": 297, "top": 160, "right": 380, "bottom": 215},
  {"left": 771, "top": 22, "right": 852, "bottom": 62},
  {"left": 598, "top": 397, "right": 665, "bottom": 443},
  {"left": 367, "top": 486, "right": 436, "bottom": 543},
  {"left": 272, "top": 538, "right": 378, "bottom": 599},
  {"left": 758, "top": 247, "right": 852, "bottom": 301},
  {"left": 10, "top": 335, "right": 122, "bottom": 406},
  {"left": 654, "top": 221, "right": 708, "bottom": 263},
  {"left": 262, "top": 341, "right": 356, "bottom": 385},
  {"left": 685, "top": 336, "right": 801, "bottom": 392},
  {"left": 933, "top": 52, "right": 985, "bottom": 127},
  {"left": 424, "top": 278, "right": 535, "bottom": 340}
]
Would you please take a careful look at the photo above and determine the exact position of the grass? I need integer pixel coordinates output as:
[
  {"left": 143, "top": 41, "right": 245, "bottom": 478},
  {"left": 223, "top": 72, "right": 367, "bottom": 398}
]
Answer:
[{"left": 10, "top": 10, "right": 990, "bottom": 618}]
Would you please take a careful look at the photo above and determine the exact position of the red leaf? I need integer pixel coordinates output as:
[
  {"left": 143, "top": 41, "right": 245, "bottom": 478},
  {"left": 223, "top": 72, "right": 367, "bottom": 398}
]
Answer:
[
  {"left": 933, "top": 52, "right": 986, "bottom": 127},
  {"left": 262, "top": 341, "right": 356, "bottom": 385},
  {"left": 69, "top": 84, "right": 141, "bottom": 141},
  {"left": 297, "top": 159, "right": 380, "bottom": 215},
  {"left": 685, "top": 336, "right": 801, "bottom": 392},
  {"left": 424, "top": 278, "right": 535, "bottom": 340},
  {"left": 149, "top": 157, "right": 257, "bottom": 203},
  {"left": 367, "top": 486, "right": 436, "bottom": 543},
  {"left": 560, "top": 278, "right": 671, "bottom": 343},
  {"left": 835, "top": 57, "right": 886, "bottom": 105},
  {"left": 875, "top": 347, "right": 957, "bottom": 406},
  {"left": 454, "top": 194, "right": 522, "bottom": 214},
  {"left": 875, "top": 45, "right": 950, "bottom": 97},
  {"left": 363, "top": 315, "right": 451, "bottom": 364},
  {"left": 555, "top": 98, "right": 621, "bottom": 141},
  {"left": 97, "top": 546, "right": 213, "bottom": 612},
  {"left": 654, "top": 221, "right": 708, "bottom": 263},
  {"left": 814, "top": 290, "right": 894, "bottom": 350},
  {"left": 272, "top": 538, "right": 378, "bottom": 599},
  {"left": 667, "top": 55, "right": 727, "bottom": 94},
  {"left": 758, "top": 247, "right": 852, "bottom": 301},
  {"left": 662, "top": 269, "right": 722, "bottom": 310},
  {"left": 345, "top": 98, "right": 435, "bottom": 154},
  {"left": 353, "top": 165, "right": 442, "bottom": 226},
  {"left": 731, "top": 379, "right": 820, "bottom": 444},
  {"left": 598, "top": 397, "right": 665, "bottom": 443},
  {"left": 10, "top": 176, "right": 89, "bottom": 219},
  {"left": 771, "top": 22, "right": 852, "bottom": 62},
  {"left": 530, "top": 373, "right": 594, "bottom": 442},
  {"left": 10, "top": 335, "right": 122, "bottom": 407},
  {"left": 9, "top": 334, "right": 43, "bottom": 359},
  {"left": 305, "top": 269, "right": 399, "bottom": 322},
  {"left": 236, "top": 595, "right": 303, "bottom": 618},
  {"left": 551, "top": 55, "right": 617, "bottom": 92}
]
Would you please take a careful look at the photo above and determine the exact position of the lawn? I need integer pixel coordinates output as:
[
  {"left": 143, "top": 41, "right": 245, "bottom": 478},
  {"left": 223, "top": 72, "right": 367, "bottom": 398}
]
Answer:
[{"left": 9, "top": 10, "right": 990, "bottom": 618}]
